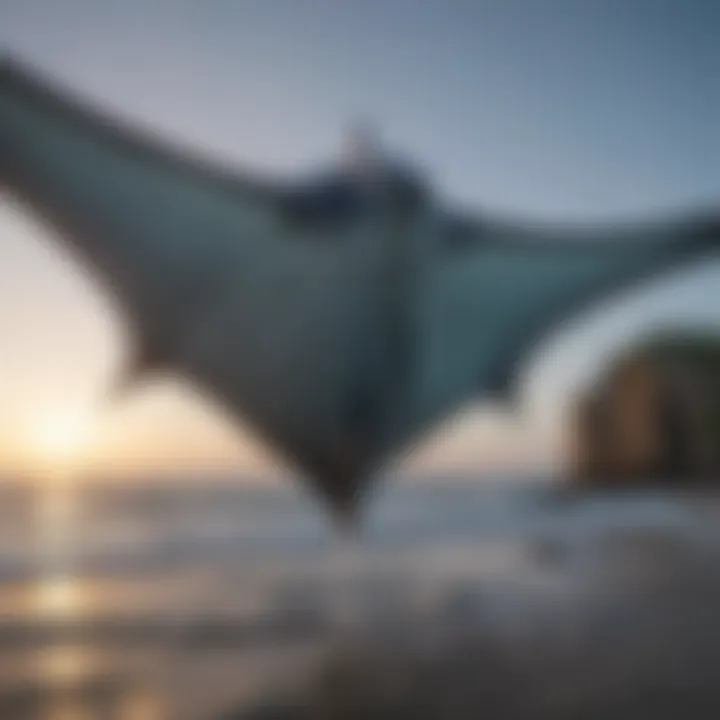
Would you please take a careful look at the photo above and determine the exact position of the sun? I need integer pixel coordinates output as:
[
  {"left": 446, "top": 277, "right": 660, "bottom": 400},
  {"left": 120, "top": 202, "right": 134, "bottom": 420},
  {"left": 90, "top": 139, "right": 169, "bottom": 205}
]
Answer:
[{"left": 32, "top": 413, "right": 91, "bottom": 467}]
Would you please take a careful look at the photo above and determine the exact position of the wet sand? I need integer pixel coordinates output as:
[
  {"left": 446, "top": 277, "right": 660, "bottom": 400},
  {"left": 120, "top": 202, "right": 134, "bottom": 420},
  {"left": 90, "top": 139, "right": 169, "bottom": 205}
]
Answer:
[
  {"left": 211, "top": 493, "right": 720, "bottom": 720},
  {"left": 1, "top": 482, "right": 719, "bottom": 719}
]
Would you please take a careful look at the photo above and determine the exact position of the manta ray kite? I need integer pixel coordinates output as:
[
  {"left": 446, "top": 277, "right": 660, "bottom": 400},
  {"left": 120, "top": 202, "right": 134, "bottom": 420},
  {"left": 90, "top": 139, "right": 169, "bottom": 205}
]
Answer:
[{"left": 1, "top": 58, "right": 717, "bottom": 522}]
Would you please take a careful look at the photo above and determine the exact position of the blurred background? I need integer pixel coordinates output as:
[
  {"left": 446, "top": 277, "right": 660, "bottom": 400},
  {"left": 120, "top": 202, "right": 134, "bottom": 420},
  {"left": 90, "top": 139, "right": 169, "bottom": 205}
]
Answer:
[{"left": 0, "top": 1, "right": 719, "bottom": 718}]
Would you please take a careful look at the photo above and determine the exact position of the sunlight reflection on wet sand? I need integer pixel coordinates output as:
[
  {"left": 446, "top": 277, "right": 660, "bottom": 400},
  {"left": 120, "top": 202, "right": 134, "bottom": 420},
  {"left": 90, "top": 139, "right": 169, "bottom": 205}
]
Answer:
[{"left": 26, "top": 475, "right": 165, "bottom": 719}]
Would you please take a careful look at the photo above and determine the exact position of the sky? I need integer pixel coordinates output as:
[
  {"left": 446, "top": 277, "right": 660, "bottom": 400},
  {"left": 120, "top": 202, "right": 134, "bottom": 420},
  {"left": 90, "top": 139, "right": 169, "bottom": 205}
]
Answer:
[{"left": 0, "top": 0, "right": 718, "bottom": 479}]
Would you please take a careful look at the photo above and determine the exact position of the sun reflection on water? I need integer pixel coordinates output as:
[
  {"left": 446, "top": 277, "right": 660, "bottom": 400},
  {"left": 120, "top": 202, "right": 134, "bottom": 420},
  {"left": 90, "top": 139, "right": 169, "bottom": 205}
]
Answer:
[
  {"left": 33, "top": 477, "right": 90, "bottom": 708},
  {"left": 36, "top": 575, "right": 83, "bottom": 619},
  {"left": 46, "top": 703, "right": 93, "bottom": 720},
  {"left": 38, "top": 644, "right": 91, "bottom": 688},
  {"left": 120, "top": 690, "right": 164, "bottom": 720},
  {"left": 30, "top": 468, "right": 164, "bottom": 718}
]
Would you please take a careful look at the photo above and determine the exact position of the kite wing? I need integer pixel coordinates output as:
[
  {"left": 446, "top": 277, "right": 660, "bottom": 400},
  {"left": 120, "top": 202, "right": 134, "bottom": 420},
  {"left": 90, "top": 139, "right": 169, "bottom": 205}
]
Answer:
[
  {"left": 0, "top": 57, "right": 384, "bottom": 501},
  {"left": 397, "top": 210, "right": 719, "bottom": 448}
]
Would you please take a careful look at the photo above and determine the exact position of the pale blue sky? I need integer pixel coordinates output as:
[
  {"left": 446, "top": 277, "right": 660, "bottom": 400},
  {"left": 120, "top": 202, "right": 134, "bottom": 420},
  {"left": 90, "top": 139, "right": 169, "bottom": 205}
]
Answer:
[{"left": 0, "top": 0, "right": 718, "bottom": 477}]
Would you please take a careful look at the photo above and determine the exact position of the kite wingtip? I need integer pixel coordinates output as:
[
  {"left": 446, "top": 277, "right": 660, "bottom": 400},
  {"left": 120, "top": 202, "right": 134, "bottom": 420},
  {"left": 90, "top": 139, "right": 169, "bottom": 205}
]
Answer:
[
  {"left": 323, "top": 482, "right": 366, "bottom": 537},
  {"left": 330, "top": 500, "right": 362, "bottom": 537}
]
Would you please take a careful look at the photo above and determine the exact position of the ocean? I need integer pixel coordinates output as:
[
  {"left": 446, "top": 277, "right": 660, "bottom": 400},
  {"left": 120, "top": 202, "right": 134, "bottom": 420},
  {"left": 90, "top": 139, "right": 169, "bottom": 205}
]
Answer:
[{"left": 0, "top": 477, "right": 716, "bottom": 719}]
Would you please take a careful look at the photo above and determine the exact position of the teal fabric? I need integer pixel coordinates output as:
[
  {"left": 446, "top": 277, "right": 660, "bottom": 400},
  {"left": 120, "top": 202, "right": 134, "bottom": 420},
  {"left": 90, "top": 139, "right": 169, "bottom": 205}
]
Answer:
[{"left": 2, "top": 58, "right": 717, "bottom": 517}]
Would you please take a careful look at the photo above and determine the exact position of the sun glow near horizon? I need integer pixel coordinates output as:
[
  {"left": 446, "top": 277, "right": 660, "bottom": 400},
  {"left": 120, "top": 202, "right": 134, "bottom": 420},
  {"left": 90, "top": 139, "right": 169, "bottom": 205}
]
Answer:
[{"left": 28, "top": 412, "right": 95, "bottom": 476}]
